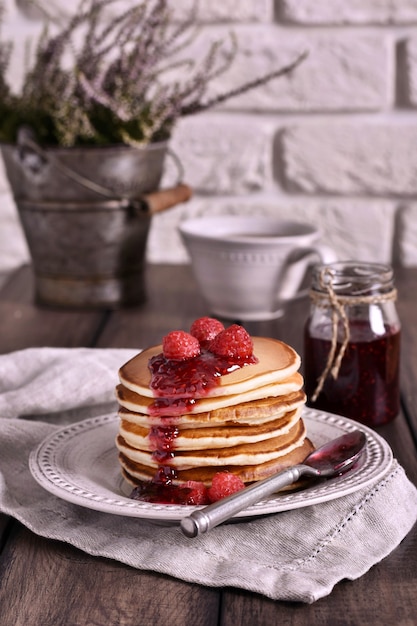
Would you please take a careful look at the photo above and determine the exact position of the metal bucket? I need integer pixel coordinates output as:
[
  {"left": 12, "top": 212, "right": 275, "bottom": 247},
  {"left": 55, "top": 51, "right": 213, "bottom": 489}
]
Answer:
[{"left": 1, "top": 134, "right": 169, "bottom": 308}]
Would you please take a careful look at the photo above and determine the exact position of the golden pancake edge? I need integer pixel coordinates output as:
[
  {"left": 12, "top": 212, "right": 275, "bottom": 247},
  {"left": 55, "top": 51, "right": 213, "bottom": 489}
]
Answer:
[{"left": 119, "top": 336, "right": 301, "bottom": 399}]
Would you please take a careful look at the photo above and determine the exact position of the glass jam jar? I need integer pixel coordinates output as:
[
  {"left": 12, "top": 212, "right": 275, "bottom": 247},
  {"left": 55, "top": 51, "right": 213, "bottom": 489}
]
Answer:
[{"left": 304, "top": 262, "right": 401, "bottom": 427}]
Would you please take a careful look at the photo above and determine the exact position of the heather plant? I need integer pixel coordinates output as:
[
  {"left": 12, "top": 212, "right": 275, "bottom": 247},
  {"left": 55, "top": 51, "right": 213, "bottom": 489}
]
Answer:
[{"left": 0, "top": 0, "right": 306, "bottom": 147}]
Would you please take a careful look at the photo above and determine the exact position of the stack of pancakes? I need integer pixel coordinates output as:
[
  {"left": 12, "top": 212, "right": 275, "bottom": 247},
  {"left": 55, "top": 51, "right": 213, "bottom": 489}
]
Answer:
[{"left": 116, "top": 336, "right": 313, "bottom": 487}]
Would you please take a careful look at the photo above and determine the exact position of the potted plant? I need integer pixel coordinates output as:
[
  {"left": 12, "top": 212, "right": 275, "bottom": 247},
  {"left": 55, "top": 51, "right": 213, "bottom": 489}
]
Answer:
[{"left": 0, "top": 0, "right": 306, "bottom": 308}]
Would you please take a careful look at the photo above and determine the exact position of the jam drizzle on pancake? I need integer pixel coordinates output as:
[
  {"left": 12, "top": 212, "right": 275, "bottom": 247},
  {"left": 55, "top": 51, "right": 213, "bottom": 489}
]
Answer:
[
  {"left": 142, "top": 346, "right": 258, "bottom": 488},
  {"left": 148, "top": 348, "right": 258, "bottom": 414}
]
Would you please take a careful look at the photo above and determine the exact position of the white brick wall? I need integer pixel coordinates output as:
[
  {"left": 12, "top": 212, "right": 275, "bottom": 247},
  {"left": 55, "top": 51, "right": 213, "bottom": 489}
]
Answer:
[
  {"left": 1, "top": 0, "right": 417, "bottom": 271},
  {"left": 278, "top": 0, "right": 417, "bottom": 25},
  {"left": 281, "top": 122, "right": 417, "bottom": 195}
]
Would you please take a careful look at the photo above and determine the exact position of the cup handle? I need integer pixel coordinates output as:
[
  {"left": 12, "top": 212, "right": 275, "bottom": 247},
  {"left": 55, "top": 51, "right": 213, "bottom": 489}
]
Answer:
[{"left": 277, "top": 243, "right": 337, "bottom": 302}]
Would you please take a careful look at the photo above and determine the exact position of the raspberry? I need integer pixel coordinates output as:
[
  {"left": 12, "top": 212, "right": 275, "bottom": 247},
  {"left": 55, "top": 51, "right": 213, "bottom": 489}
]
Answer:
[
  {"left": 182, "top": 481, "right": 210, "bottom": 505},
  {"left": 162, "top": 330, "right": 201, "bottom": 360},
  {"left": 209, "top": 324, "right": 254, "bottom": 359},
  {"left": 207, "top": 472, "right": 245, "bottom": 503},
  {"left": 190, "top": 317, "right": 225, "bottom": 346}
]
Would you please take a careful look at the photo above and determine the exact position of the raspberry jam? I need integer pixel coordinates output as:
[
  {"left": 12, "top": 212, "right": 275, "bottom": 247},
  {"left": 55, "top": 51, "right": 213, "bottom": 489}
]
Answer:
[
  {"left": 304, "top": 262, "right": 401, "bottom": 427},
  {"left": 304, "top": 321, "right": 400, "bottom": 426},
  {"left": 129, "top": 335, "right": 258, "bottom": 503},
  {"left": 147, "top": 349, "right": 257, "bottom": 416},
  {"left": 130, "top": 476, "right": 203, "bottom": 505}
]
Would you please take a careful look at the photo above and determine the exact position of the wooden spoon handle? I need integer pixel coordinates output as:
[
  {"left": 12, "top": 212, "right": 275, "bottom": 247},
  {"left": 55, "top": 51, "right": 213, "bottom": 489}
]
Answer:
[{"left": 144, "top": 183, "right": 193, "bottom": 214}]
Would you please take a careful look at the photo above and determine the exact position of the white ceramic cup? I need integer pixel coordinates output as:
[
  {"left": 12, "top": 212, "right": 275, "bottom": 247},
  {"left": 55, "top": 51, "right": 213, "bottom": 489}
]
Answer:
[{"left": 179, "top": 216, "right": 337, "bottom": 321}]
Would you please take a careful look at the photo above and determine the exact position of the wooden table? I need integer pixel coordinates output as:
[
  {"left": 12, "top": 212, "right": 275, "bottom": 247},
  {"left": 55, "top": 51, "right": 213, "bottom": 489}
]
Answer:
[{"left": 0, "top": 264, "right": 416, "bottom": 626}]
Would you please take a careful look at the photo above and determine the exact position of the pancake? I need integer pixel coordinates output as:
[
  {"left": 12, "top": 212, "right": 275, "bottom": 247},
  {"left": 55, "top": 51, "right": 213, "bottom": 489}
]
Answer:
[
  {"left": 118, "top": 406, "right": 303, "bottom": 451},
  {"left": 119, "top": 438, "right": 315, "bottom": 486},
  {"left": 116, "top": 418, "right": 306, "bottom": 470},
  {"left": 118, "top": 389, "right": 306, "bottom": 428},
  {"left": 115, "top": 375, "right": 304, "bottom": 417},
  {"left": 119, "top": 336, "right": 300, "bottom": 399}
]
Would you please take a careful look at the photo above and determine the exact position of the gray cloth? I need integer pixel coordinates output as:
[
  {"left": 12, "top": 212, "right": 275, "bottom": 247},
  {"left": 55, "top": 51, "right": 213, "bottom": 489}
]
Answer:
[{"left": 1, "top": 347, "right": 417, "bottom": 603}]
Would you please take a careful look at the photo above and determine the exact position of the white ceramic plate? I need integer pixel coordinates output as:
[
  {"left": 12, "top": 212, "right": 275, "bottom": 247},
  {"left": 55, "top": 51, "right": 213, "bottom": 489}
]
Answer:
[{"left": 29, "top": 408, "right": 393, "bottom": 522}]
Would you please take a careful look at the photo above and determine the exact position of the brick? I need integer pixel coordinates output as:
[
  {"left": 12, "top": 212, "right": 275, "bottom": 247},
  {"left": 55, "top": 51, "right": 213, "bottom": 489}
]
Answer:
[
  {"left": 397, "top": 204, "right": 417, "bottom": 267},
  {"left": 278, "top": 0, "right": 417, "bottom": 25},
  {"left": 172, "top": 0, "right": 273, "bottom": 22},
  {"left": 404, "top": 37, "right": 417, "bottom": 106},
  {"left": 148, "top": 195, "right": 396, "bottom": 265},
  {"left": 280, "top": 123, "right": 417, "bottom": 195},
  {"left": 101, "top": 0, "right": 275, "bottom": 23},
  {"left": 16, "top": 0, "right": 274, "bottom": 23},
  {"left": 207, "top": 27, "right": 389, "bottom": 112},
  {"left": 0, "top": 152, "right": 30, "bottom": 271},
  {"left": 0, "top": 155, "right": 10, "bottom": 193},
  {"left": 165, "top": 114, "right": 276, "bottom": 194},
  {"left": 2, "top": 10, "right": 45, "bottom": 93},
  {"left": 0, "top": 192, "right": 30, "bottom": 271}
]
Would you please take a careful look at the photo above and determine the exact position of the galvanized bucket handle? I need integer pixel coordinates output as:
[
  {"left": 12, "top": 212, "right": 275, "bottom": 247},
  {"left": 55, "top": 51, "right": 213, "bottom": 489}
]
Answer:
[{"left": 15, "top": 126, "right": 184, "bottom": 202}]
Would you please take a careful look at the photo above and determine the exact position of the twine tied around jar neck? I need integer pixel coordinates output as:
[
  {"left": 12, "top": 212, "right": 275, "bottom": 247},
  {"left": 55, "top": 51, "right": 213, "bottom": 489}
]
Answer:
[{"left": 309, "top": 267, "right": 398, "bottom": 402}]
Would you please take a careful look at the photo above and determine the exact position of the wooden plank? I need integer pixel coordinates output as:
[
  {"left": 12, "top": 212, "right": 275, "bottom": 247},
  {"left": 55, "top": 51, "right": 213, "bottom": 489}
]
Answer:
[
  {"left": 97, "top": 263, "right": 208, "bottom": 348},
  {"left": 0, "top": 266, "right": 108, "bottom": 353},
  {"left": 0, "top": 272, "right": 9, "bottom": 291},
  {"left": 0, "top": 525, "right": 220, "bottom": 626}
]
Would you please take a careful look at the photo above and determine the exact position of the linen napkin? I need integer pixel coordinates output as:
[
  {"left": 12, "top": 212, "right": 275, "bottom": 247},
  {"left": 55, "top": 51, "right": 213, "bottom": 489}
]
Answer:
[{"left": 1, "top": 347, "right": 417, "bottom": 604}]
